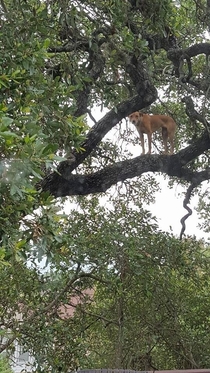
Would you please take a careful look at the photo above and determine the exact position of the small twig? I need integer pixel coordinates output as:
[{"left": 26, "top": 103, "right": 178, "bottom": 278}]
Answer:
[{"left": 87, "top": 109, "right": 97, "bottom": 125}]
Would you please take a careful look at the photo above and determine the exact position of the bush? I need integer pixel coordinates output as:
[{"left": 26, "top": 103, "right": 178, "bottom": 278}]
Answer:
[{"left": 0, "top": 357, "right": 13, "bottom": 373}]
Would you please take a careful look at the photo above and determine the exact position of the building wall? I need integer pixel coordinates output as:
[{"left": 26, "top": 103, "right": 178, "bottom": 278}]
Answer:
[{"left": 10, "top": 341, "right": 34, "bottom": 373}]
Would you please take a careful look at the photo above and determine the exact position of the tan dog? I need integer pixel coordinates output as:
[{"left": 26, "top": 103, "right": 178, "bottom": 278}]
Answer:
[{"left": 128, "top": 111, "right": 176, "bottom": 155}]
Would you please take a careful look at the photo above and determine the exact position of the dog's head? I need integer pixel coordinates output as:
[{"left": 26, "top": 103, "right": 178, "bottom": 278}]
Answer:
[{"left": 128, "top": 111, "right": 144, "bottom": 126}]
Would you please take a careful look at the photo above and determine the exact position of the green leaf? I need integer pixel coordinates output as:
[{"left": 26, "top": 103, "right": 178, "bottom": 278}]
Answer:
[
  {"left": 0, "top": 131, "right": 19, "bottom": 138},
  {"left": 1, "top": 116, "right": 13, "bottom": 127}
]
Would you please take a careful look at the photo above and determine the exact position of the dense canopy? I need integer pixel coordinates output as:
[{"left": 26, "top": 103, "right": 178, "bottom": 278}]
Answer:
[{"left": 1, "top": 1, "right": 210, "bottom": 372}]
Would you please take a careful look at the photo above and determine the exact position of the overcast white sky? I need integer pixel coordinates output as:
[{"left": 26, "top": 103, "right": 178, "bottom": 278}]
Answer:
[{"left": 147, "top": 177, "right": 208, "bottom": 240}]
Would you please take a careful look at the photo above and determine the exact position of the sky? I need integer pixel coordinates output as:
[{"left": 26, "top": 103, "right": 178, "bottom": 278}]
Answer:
[{"left": 148, "top": 176, "right": 208, "bottom": 240}]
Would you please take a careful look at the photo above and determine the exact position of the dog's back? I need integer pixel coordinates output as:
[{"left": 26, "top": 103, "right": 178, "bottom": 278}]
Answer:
[{"left": 150, "top": 114, "right": 176, "bottom": 132}]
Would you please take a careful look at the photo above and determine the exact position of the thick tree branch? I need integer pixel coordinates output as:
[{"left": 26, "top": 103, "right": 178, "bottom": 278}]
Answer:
[
  {"left": 168, "top": 43, "right": 210, "bottom": 64},
  {"left": 41, "top": 130, "right": 210, "bottom": 197}
]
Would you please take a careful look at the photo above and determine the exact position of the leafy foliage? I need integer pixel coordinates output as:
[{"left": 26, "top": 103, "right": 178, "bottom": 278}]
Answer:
[
  {"left": 1, "top": 0, "right": 210, "bottom": 372},
  {"left": 0, "top": 357, "right": 13, "bottom": 373}
]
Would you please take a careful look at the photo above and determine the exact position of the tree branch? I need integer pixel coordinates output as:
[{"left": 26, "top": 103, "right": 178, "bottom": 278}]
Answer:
[
  {"left": 179, "top": 184, "right": 194, "bottom": 240},
  {"left": 167, "top": 42, "right": 210, "bottom": 84},
  {"left": 41, "top": 130, "right": 210, "bottom": 197}
]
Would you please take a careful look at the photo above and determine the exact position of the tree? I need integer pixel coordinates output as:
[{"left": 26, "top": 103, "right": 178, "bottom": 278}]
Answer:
[
  {"left": 61, "top": 195, "right": 210, "bottom": 371},
  {"left": 1, "top": 0, "right": 210, "bottom": 372},
  {"left": 1, "top": 1, "right": 210, "bottom": 208},
  {"left": 1, "top": 191, "right": 210, "bottom": 372}
]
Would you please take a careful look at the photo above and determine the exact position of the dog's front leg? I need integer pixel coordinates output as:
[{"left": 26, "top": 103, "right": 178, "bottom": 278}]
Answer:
[
  {"left": 139, "top": 132, "right": 145, "bottom": 154},
  {"left": 147, "top": 132, "right": 152, "bottom": 154}
]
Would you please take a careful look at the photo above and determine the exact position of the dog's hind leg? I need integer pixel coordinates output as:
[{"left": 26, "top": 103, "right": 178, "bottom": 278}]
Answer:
[
  {"left": 168, "top": 130, "right": 175, "bottom": 154},
  {"left": 162, "top": 127, "right": 168, "bottom": 154}
]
